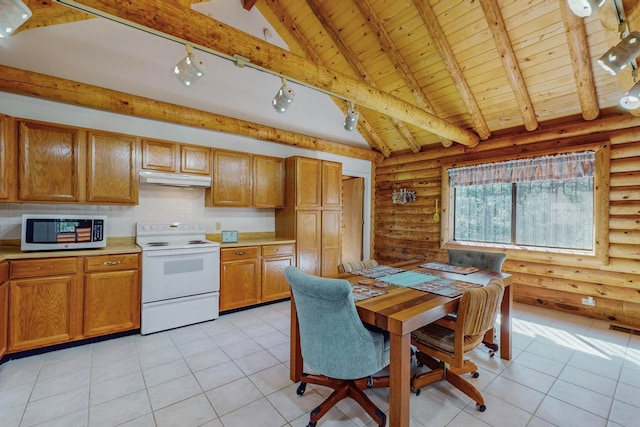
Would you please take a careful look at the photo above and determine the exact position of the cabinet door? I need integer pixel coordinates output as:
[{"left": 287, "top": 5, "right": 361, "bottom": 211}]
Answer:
[
  {"left": 321, "top": 210, "right": 342, "bottom": 277},
  {"left": 253, "top": 155, "right": 284, "bottom": 208},
  {"left": 141, "top": 138, "right": 179, "bottom": 173},
  {"left": 210, "top": 150, "right": 252, "bottom": 206},
  {"left": 262, "top": 255, "right": 293, "bottom": 302},
  {"left": 87, "top": 131, "right": 139, "bottom": 204},
  {"left": 18, "top": 120, "right": 83, "bottom": 202},
  {"left": 0, "top": 262, "right": 8, "bottom": 358},
  {"left": 181, "top": 144, "right": 211, "bottom": 175},
  {"left": 0, "top": 115, "right": 16, "bottom": 201},
  {"left": 294, "top": 157, "right": 321, "bottom": 207},
  {"left": 220, "top": 247, "right": 260, "bottom": 311},
  {"left": 84, "top": 269, "right": 140, "bottom": 337},
  {"left": 9, "top": 275, "right": 80, "bottom": 352},
  {"left": 296, "top": 210, "right": 321, "bottom": 275},
  {"left": 322, "top": 160, "right": 342, "bottom": 208}
]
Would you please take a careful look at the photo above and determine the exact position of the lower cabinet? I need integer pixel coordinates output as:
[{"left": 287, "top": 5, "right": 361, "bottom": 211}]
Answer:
[
  {"left": 84, "top": 254, "right": 140, "bottom": 337},
  {"left": 220, "top": 242, "right": 295, "bottom": 311},
  {"left": 220, "top": 247, "right": 261, "bottom": 311},
  {"left": 0, "top": 261, "right": 8, "bottom": 359},
  {"left": 7, "top": 253, "right": 140, "bottom": 354}
]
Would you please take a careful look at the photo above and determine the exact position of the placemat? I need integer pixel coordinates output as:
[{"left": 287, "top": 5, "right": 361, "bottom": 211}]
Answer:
[
  {"left": 376, "top": 270, "right": 439, "bottom": 287},
  {"left": 420, "top": 262, "right": 479, "bottom": 275},
  {"left": 413, "top": 277, "right": 482, "bottom": 297},
  {"left": 350, "top": 283, "right": 387, "bottom": 301},
  {"left": 353, "top": 265, "right": 406, "bottom": 278}
]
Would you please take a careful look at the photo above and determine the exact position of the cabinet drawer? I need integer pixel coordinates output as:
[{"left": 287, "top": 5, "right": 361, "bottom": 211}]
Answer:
[
  {"left": 85, "top": 254, "right": 139, "bottom": 272},
  {"left": 221, "top": 247, "right": 259, "bottom": 262},
  {"left": 11, "top": 258, "right": 78, "bottom": 279},
  {"left": 262, "top": 244, "right": 294, "bottom": 257}
]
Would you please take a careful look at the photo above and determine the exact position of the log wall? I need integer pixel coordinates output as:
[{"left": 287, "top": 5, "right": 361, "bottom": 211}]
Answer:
[{"left": 374, "top": 126, "right": 640, "bottom": 328}]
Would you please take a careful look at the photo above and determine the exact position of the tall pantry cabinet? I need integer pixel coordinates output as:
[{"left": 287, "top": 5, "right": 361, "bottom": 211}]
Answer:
[{"left": 275, "top": 157, "right": 342, "bottom": 277}]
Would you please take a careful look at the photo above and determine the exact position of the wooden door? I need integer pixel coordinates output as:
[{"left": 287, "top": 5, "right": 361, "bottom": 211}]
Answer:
[
  {"left": 253, "top": 155, "right": 285, "bottom": 208},
  {"left": 84, "top": 269, "right": 140, "bottom": 337},
  {"left": 209, "top": 150, "right": 252, "bottom": 206},
  {"left": 321, "top": 210, "right": 342, "bottom": 277},
  {"left": 294, "top": 157, "right": 321, "bottom": 208},
  {"left": 141, "top": 138, "right": 179, "bottom": 172},
  {"left": 341, "top": 177, "right": 364, "bottom": 264},
  {"left": 180, "top": 144, "right": 211, "bottom": 175},
  {"left": 0, "top": 115, "right": 16, "bottom": 201},
  {"left": 322, "top": 161, "right": 342, "bottom": 208},
  {"left": 18, "top": 120, "right": 83, "bottom": 202},
  {"left": 220, "top": 247, "right": 260, "bottom": 311},
  {"left": 0, "top": 262, "right": 8, "bottom": 358},
  {"left": 87, "top": 131, "right": 139, "bottom": 204},
  {"left": 296, "top": 210, "right": 321, "bottom": 275}
]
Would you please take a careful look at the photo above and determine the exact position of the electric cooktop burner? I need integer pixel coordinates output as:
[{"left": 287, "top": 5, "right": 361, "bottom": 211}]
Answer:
[
  {"left": 147, "top": 242, "right": 169, "bottom": 246},
  {"left": 188, "top": 240, "right": 207, "bottom": 245}
]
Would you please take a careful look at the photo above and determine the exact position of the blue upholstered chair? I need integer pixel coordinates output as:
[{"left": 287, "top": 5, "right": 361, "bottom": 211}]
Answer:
[
  {"left": 284, "top": 266, "right": 390, "bottom": 427},
  {"left": 447, "top": 248, "right": 506, "bottom": 273}
]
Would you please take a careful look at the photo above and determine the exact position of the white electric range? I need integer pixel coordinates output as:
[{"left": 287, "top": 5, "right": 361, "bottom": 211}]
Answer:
[{"left": 136, "top": 222, "right": 220, "bottom": 334}]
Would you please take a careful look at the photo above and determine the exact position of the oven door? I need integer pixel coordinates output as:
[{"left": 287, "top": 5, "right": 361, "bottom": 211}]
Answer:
[{"left": 141, "top": 247, "right": 220, "bottom": 303}]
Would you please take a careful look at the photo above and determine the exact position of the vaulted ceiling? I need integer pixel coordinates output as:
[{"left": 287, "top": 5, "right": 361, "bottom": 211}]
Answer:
[{"left": 5, "top": 0, "right": 640, "bottom": 159}]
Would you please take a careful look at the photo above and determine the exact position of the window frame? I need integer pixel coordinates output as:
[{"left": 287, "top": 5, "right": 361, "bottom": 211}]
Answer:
[{"left": 440, "top": 142, "right": 610, "bottom": 266}]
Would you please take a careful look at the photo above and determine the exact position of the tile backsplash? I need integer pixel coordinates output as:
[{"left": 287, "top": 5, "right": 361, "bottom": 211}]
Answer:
[{"left": 0, "top": 184, "right": 274, "bottom": 241}]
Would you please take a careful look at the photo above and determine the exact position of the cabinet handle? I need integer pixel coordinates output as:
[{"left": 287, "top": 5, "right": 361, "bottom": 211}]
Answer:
[
  {"left": 234, "top": 251, "right": 246, "bottom": 255},
  {"left": 103, "top": 260, "right": 122, "bottom": 266}
]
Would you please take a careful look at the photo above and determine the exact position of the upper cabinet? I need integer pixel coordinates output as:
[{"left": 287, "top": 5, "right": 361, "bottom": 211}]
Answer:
[
  {"left": 294, "top": 156, "right": 322, "bottom": 208},
  {"left": 0, "top": 115, "right": 16, "bottom": 201},
  {"left": 206, "top": 150, "right": 284, "bottom": 208},
  {"left": 141, "top": 138, "right": 211, "bottom": 176},
  {"left": 18, "top": 120, "right": 83, "bottom": 202}
]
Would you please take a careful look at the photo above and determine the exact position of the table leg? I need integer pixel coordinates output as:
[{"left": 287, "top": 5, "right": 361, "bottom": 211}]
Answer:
[
  {"left": 290, "top": 298, "right": 303, "bottom": 383},
  {"left": 500, "top": 284, "right": 512, "bottom": 360},
  {"left": 389, "top": 332, "right": 411, "bottom": 427}
]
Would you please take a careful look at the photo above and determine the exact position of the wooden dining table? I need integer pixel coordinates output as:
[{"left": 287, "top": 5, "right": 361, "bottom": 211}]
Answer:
[{"left": 289, "top": 260, "right": 512, "bottom": 427}]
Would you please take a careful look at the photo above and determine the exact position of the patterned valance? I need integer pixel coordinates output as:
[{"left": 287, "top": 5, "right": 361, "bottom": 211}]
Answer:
[{"left": 448, "top": 151, "right": 595, "bottom": 187}]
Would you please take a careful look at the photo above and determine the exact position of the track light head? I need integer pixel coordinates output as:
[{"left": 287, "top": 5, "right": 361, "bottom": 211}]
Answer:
[
  {"left": 272, "top": 78, "right": 295, "bottom": 113},
  {"left": 598, "top": 32, "right": 640, "bottom": 75},
  {"left": 567, "top": 0, "right": 605, "bottom": 18},
  {"left": 344, "top": 103, "right": 360, "bottom": 131},
  {"left": 173, "top": 45, "right": 205, "bottom": 87},
  {"left": 620, "top": 82, "right": 640, "bottom": 110},
  {"left": 0, "top": 0, "right": 32, "bottom": 38}
]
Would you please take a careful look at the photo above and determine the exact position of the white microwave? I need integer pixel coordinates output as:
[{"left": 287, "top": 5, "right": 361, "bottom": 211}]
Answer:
[{"left": 21, "top": 214, "right": 107, "bottom": 251}]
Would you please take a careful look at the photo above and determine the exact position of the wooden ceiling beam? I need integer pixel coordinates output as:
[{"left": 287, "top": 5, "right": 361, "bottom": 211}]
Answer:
[
  {"left": 355, "top": 0, "right": 454, "bottom": 148},
  {"left": 259, "top": 0, "right": 392, "bottom": 157},
  {"left": 51, "top": 0, "right": 479, "bottom": 147},
  {"left": 412, "top": 0, "right": 491, "bottom": 141},
  {"left": 305, "top": 0, "right": 422, "bottom": 154},
  {"left": 559, "top": 0, "right": 600, "bottom": 121},
  {"left": 479, "top": 0, "right": 539, "bottom": 131},
  {"left": 17, "top": 1, "right": 95, "bottom": 33},
  {"left": 0, "top": 65, "right": 382, "bottom": 162}
]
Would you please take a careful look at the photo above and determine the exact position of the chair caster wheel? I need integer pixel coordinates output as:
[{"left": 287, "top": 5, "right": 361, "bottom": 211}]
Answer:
[
  {"left": 476, "top": 403, "right": 486, "bottom": 412},
  {"left": 306, "top": 423, "right": 317, "bottom": 427},
  {"left": 416, "top": 361, "right": 424, "bottom": 367},
  {"left": 297, "top": 383, "right": 307, "bottom": 395},
  {"left": 472, "top": 371, "right": 480, "bottom": 378},
  {"left": 489, "top": 350, "right": 495, "bottom": 357},
  {"left": 411, "top": 387, "right": 421, "bottom": 396}
]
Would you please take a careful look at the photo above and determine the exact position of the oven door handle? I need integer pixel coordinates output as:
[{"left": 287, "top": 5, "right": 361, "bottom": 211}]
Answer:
[{"left": 143, "top": 247, "right": 219, "bottom": 257}]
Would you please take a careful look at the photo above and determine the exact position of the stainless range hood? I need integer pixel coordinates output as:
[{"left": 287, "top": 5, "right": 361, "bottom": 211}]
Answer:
[{"left": 139, "top": 170, "right": 212, "bottom": 187}]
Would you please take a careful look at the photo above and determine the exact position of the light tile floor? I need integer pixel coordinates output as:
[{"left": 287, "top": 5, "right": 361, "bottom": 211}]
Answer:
[{"left": 1, "top": 301, "right": 639, "bottom": 427}]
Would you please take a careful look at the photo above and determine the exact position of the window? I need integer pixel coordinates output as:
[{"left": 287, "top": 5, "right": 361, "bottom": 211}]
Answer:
[{"left": 448, "top": 151, "right": 595, "bottom": 251}]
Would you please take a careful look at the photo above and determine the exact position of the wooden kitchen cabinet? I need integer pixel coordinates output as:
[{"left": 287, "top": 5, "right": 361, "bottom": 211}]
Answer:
[
  {"left": 8, "top": 257, "right": 82, "bottom": 352},
  {"left": 261, "top": 243, "right": 294, "bottom": 302},
  {"left": 0, "top": 261, "right": 8, "bottom": 359},
  {"left": 321, "top": 210, "right": 342, "bottom": 277},
  {"left": 322, "top": 160, "right": 343, "bottom": 208},
  {"left": 253, "top": 155, "right": 285, "bottom": 208},
  {"left": 208, "top": 149, "right": 252, "bottom": 207},
  {"left": 0, "top": 115, "right": 17, "bottom": 201},
  {"left": 220, "top": 246, "right": 261, "bottom": 311},
  {"left": 83, "top": 254, "right": 140, "bottom": 337},
  {"left": 87, "top": 131, "right": 139, "bottom": 204},
  {"left": 141, "top": 138, "right": 211, "bottom": 175},
  {"left": 18, "top": 120, "right": 83, "bottom": 203}
]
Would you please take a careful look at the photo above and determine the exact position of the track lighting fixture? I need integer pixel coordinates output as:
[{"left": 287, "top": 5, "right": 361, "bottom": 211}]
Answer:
[
  {"left": 597, "top": 32, "right": 640, "bottom": 76},
  {"left": 173, "top": 45, "right": 205, "bottom": 87},
  {"left": 272, "top": 77, "right": 295, "bottom": 113},
  {"left": 0, "top": 0, "right": 32, "bottom": 38},
  {"left": 567, "top": 0, "right": 605, "bottom": 18},
  {"left": 344, "top": 102, "right": 360, "bottom": 131},
  {"left": 620, "top": 82, "right": 640, "bottom": 110}
]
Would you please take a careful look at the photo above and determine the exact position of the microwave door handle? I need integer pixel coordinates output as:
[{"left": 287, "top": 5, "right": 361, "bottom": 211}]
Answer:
[{"left": 143, "top": 247, "right": 220, "bottom": 257}]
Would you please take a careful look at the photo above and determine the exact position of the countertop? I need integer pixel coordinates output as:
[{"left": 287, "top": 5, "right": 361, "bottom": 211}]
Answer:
[
  {"left": 0, "top": 238, "right": 141, "bottom": 262},
  {"left": 218, "top": 238, "right": 296, "bottom": 249}
]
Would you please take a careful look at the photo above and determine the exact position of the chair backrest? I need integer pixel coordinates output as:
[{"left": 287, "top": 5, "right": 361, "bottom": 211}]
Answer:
[
  {"left": 284, "top": 266, "right": 388, "bottom": 379},
  {"left": 457, "top": 278, "right": 505, "bottom": 343},
  {"left": 447, "top": 249, "right": 506, "bottom": 273},
  {"left": 338, "top": 259, "right": 379, "bottom": 273}
]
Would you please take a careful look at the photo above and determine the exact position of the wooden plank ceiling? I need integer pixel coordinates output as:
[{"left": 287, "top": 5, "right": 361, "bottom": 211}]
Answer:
[{"left": 16, "top": 0, "right": 640, "bottom": 158}]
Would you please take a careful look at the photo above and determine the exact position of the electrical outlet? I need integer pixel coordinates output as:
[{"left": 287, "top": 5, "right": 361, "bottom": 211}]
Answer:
[
  {"left": 215, "top": 222, "right": 221, "bottom": 231},
  {"left": 581, "top": 296, "right": 595, "bottom": 306}
]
